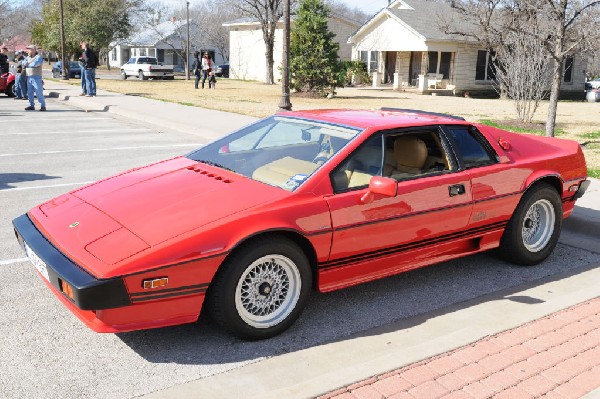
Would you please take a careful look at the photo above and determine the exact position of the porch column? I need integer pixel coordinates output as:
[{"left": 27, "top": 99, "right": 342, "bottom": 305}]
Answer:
[{"left": 393, "top": 73, "right": 399, "bottom": 90}]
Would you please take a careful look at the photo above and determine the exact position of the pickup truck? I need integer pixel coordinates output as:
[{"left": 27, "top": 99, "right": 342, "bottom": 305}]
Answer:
[{"left": 120, "top": 57, "right": 175, "bottom": 80}]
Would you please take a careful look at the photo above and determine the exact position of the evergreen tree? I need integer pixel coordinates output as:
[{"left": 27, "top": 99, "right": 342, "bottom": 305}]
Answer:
[{"left": 290, "top": 0, "right": 341, "bottom": 96}]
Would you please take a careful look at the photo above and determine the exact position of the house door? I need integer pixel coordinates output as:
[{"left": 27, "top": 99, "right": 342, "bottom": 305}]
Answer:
[
  {"left": 409, "top": 51, "right": 422, "bottom": 85},
  {"left": 384, "top": 52, "right": 397, "bottom": 84}
]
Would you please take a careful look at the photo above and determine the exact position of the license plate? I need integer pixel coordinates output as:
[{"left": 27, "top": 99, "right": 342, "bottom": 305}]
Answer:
[
  {"left": 24, "top": 242, "right": 50, "bottom": 282},
  {"left": 75, "top": 75, "right": 80, "bottom": 78}
]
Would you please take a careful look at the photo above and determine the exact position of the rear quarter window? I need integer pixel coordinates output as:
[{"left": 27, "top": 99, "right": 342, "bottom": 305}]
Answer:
[{"left": 445, "top": 126, "right": 497, "bottom": 169}]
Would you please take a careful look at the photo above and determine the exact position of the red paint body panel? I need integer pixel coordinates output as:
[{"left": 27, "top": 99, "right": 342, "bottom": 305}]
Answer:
[{"left": 16, "top": 109, "right": 589, "bottom": 334}]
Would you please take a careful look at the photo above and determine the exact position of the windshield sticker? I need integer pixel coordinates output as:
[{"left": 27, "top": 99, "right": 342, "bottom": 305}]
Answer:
[
  {"left": 291, "top": 174, "right": 308, "bottom": 182},
  {"left": 283, "top": 179, "right": 301, "bottom": 190}
]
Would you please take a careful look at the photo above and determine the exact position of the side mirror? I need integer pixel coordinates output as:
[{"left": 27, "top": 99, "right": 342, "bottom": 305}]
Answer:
[{"left": 360, "top": 176, "right": 397, "bottom": 204}]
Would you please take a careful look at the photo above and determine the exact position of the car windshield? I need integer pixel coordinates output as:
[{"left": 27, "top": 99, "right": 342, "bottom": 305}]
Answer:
[
  {"left": 186, "top": 116, "right": 361, "bottom": 191},
  {"left": 69, "top": 62, "right": 80, "bottom": 68}
]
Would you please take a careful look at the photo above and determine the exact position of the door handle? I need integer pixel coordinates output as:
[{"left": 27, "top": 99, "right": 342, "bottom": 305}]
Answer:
[{"left": 449, "top": 184, "right": 466, "bottom": 197}]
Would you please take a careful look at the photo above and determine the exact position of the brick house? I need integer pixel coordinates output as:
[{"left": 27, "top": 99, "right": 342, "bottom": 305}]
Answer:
[
  {"left": 224, "top": 14, "right": 361, "bottom": 82},
  {"left": 348, "top": 0, "right": 586, "bottom": 96}
]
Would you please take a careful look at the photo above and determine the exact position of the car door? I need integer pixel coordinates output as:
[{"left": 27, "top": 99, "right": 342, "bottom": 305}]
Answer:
[{"left": 321, "top": 127, "right": 474, "bottom": 291}]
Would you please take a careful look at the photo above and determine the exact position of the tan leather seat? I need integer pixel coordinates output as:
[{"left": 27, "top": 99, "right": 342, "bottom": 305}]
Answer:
[{"left": 390, "top": 137, "right": 428, "bottom": 176}]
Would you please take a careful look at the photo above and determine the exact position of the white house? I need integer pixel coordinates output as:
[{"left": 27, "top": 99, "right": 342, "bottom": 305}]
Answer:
[
  {"left": 349, "top": 0, "right": 587, "bottom": 96},
  {"left": 224, "top": 14, "right": 361, "bottom": 82},
  {"left": 109, "top": 19, "right": 225, "bottom": 71}
]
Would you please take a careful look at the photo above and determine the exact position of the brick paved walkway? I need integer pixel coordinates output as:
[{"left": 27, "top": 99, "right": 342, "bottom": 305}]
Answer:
[{"left": 320, "top": 297, "right": 600, "bottom": 399}]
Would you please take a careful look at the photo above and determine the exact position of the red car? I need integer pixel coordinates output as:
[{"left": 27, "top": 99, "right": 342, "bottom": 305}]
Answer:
[
  {"left": 0, "top": 72, "right": 16, "bottom": 97},
  {"left": 13, "top": 108, "right": 590, "bottom": 340}
]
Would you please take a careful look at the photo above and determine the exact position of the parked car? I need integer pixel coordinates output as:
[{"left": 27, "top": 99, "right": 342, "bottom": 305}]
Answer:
[
  {"left": 586, "top": 77, "right": 600, "bottom": 90},
  {"left": 52, "top": 61, "right": 83, "bottom": 78},
  {"left": 13, "top": 108, "right": 590, "bottom": 340},
  {"left": 0, "top": 71, "right": 15, "bottom": 97},
  {"left": 120, "top": 57, "right": 175, "bottom": 80},
  {"left": 215, "top": 63, "right": 229, "bottom": 78}
]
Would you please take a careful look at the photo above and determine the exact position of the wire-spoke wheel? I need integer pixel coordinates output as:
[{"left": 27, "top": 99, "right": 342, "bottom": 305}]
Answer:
[
  {"left": 521, "top": 199, "right": 556, "bottom": 252},
  {"left": 235, "top": 255, "right": 301, "bottom": 329},
  {"left": 500, "top": 183, "right": 562, "bottom": 266},
  {"left": 207, "top": 237, "right": 311, "bottom": 340}
]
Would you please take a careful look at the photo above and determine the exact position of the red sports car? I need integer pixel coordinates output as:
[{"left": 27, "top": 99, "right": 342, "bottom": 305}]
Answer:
[{"left": 13, "top": 108, "right": 590, "bottom": 340}]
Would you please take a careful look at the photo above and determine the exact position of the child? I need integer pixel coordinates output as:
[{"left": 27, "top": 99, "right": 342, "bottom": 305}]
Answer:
[{"left": 208, "top": 71, "right": 216, "bottom": 90}]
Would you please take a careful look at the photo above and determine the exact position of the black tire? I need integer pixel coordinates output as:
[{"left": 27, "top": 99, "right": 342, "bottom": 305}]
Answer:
[
  {"left": 207, "top": 237, "right": 312, "bottom": 340},
  {"left": 499, "top": 183, "right": 562, "bottom": 265},
  {"left": 120, "top": 70, "right": 127, "bottom": 80},
  {"left": 6, "top": 82, "right": 15, "bottom": 97},
  {"left": 138, "top": 71, "right": 147, "bottom": 81}
]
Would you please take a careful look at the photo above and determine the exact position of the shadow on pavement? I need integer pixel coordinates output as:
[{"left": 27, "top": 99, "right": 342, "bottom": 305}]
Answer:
[
  {"left": 117, "top": 234, "right": 600, "bottom": 367},
  {"left": 0, "top": 173, "right": 60, "bottom": 190}
]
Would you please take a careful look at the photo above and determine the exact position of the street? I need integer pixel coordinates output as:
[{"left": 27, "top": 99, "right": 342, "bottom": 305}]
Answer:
[{"left": 1, "top": 94, "right": 599, "bottom": 399}]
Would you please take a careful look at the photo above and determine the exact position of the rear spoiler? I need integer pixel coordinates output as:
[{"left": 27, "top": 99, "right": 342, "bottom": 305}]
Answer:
[{"left": 380, "top": 108, "right": 466, "bottom": 121}]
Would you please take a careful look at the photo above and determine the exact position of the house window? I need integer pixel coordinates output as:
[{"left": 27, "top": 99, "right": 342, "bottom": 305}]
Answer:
[
  {"left": 140, "top": 48, "right": 147, "bottom": 56},
  {"left": 111, "top": 48, "right": 117, "bottom": 61},
  {"left": 475, "top": 50, "right": 496, "bottom": 81},
  {"left": 148, "top": 48, "right": 156, "bottom": 57},
  {"left": 427, "top": 51, "right": 452, "bottom": 78},
  {"left": 157, "top": 49, "right": 164, "bottom": 62},
  {"left": 359, "top": 51, "right": 368, "bottom": 64},
  {"left": 564, "top": 56, "right": 574, "bottom": 83},
  {"left": 369, "top": 51, "right": 379, "bottom": 74}
]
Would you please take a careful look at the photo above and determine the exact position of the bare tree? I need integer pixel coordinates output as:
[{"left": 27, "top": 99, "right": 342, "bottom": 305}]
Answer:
[
  {"left": 190, "top": 0, "right": 244, "bottom": 62},
  {"left": 227, "top": 0, "right": 284, "bottom": 84},
  {"left": 443, "top": 0, "right": 600, "bottom": 136}
]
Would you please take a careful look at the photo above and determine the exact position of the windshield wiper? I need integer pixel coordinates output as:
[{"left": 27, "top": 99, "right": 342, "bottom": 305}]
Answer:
[{"left": 197, "top": 160, "right": 234, "bottom": 172}]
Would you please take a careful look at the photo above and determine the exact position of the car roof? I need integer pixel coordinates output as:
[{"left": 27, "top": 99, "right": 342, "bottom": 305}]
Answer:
[{"left": 276, "top": 109, "right": 468, "bottom": 130}]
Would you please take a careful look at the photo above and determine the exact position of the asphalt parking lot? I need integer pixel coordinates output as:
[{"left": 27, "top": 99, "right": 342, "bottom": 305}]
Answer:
[{"left": 1, "top": 94, "right": 599, "bottom": 399}]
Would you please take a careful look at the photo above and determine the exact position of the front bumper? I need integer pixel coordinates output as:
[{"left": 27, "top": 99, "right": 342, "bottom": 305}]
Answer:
[{"left": 13, "top": 214, "right": 130, "bottom": 310}]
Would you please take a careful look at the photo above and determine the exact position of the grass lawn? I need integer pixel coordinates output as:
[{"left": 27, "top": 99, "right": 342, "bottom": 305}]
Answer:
[{"left": 69, "top": 76, "right": 600, "bottom": 172}]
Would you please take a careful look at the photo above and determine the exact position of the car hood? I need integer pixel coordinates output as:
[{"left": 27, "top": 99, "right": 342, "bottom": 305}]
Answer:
[{"left": 31, "top": 157, "right": 285, "bottom": 275}]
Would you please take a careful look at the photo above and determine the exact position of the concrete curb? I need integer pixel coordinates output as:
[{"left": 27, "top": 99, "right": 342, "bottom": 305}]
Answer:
[{"left": 45, "top": 80, "right": 257, "bottom": 142}]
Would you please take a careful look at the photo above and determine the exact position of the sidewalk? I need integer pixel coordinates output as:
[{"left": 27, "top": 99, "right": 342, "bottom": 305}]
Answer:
[
  {"left": 42, "top": 80, "right": 600, "bottom": 398},
  {"left": 43, "top": 79, "right": 257, "bottom": 142}
]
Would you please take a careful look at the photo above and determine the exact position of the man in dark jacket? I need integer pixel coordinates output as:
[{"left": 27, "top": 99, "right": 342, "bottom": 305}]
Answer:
[
  {"left": 0, "top": 47, "right": 9, "bottom": 75},
  {"left": 80, "top": 41, "right": 97, "bottom": 96}
]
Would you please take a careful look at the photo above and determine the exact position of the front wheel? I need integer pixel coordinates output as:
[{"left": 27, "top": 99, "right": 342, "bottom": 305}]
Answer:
[
  {"left": 207, "top": 237, "right": 312, "bottom": 340},
  {"left": 120, "top": 70, "right": 127, "bottom": 80},
  {"left": 6, "top": 81, "right": 15, "bottom": 97},
  {"left": 499, "top": 183, "right": 562, "bottom": 265},
  {"left": 138, "top": 71, "right": 147, "bottom": 81}
]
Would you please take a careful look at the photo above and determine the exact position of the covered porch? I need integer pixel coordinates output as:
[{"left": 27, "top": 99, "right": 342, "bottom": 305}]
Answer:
[{"left": 358, "top": 49, "right": 457, "bottom": 94}]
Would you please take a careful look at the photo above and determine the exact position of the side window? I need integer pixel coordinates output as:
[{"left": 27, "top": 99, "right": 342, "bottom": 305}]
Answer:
[
  {"left": 445, "top": 126, "right": 497, "bottom": 169},
  {"left": 383, "top": 130, "right": 452, "bottom": 181},
  {"left": 331, "top": 135, "right": 383, "bottom": 192}
]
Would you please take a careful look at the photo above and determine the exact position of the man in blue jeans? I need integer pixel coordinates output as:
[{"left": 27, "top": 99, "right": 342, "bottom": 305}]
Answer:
[
  {"left": 80, "top": 41, "right": 97, "bottom": 96},
  {"left": 23, "top": 45, "right": 46, "bottom": 111}
]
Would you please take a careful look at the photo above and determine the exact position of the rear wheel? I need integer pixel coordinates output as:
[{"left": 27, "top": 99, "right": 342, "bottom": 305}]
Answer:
[
  {"left": 138, "top": 71, "right": 147, "bottom": 80},
  {"left": 499, "top": 183, "right": 562, "bottom": 265},
  {"left": 7, "top": 81, "right": 15, "bottom": 97},
  {"left": 207, "top": 237, "right": 311, "bottom": 340}
]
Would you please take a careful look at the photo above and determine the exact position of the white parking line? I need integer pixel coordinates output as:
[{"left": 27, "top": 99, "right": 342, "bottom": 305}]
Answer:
[
  {"left": 0, "top": 117, "right": 114, "bottom": 122},
  {"left": 3, "top": 181, "right": 96, "bottom": 192},
  {"left": 0, "top": 143, "right": 201, "bottom": 157},
  {"left": 0, "top": 128, "right": 152, "bottom": 136},
  {"left": 0, "top": 258, "right": 28, "bottom": 266}
]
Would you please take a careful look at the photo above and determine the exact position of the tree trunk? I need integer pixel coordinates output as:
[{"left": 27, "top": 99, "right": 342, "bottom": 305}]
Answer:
[
  {"left": 265, "top": 47, "right": 274, "bottom": 84},
  {"left": 545, "top": 58, "right": 563, "bottom": 137}
]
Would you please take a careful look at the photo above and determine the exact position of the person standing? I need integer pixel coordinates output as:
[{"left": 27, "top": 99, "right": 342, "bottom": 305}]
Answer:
[
  {"left": 201, "top": 52, "right": 213, "bottom": 89},
  {"left": 80, "top": 41, "right": 97, "bottom": 96},
  {"left": 23, "top": 45, "right": 46, "bottom": 111},
  {"left": 78, "top": 58, "right": 87, "bottom": 96},
  {"left": 14, "top": 51, "right": 28, "bottom": 100},
  {"left": 191, "top": 51, "right": 201, "bottom": 89},
  {"left": 0, "top": 47, "right": 9, "bottom": 75}
]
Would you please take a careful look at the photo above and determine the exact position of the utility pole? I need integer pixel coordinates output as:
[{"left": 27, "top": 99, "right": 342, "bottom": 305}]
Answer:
[
  {"left": 278, "top": 0, "right": 292, "bottom": 111},
  {"left": 59, "top": 0, "right": 69, "bottom": 80},
  {"left": 186, "top": 1, "right": 191, "bottom": 80}
]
